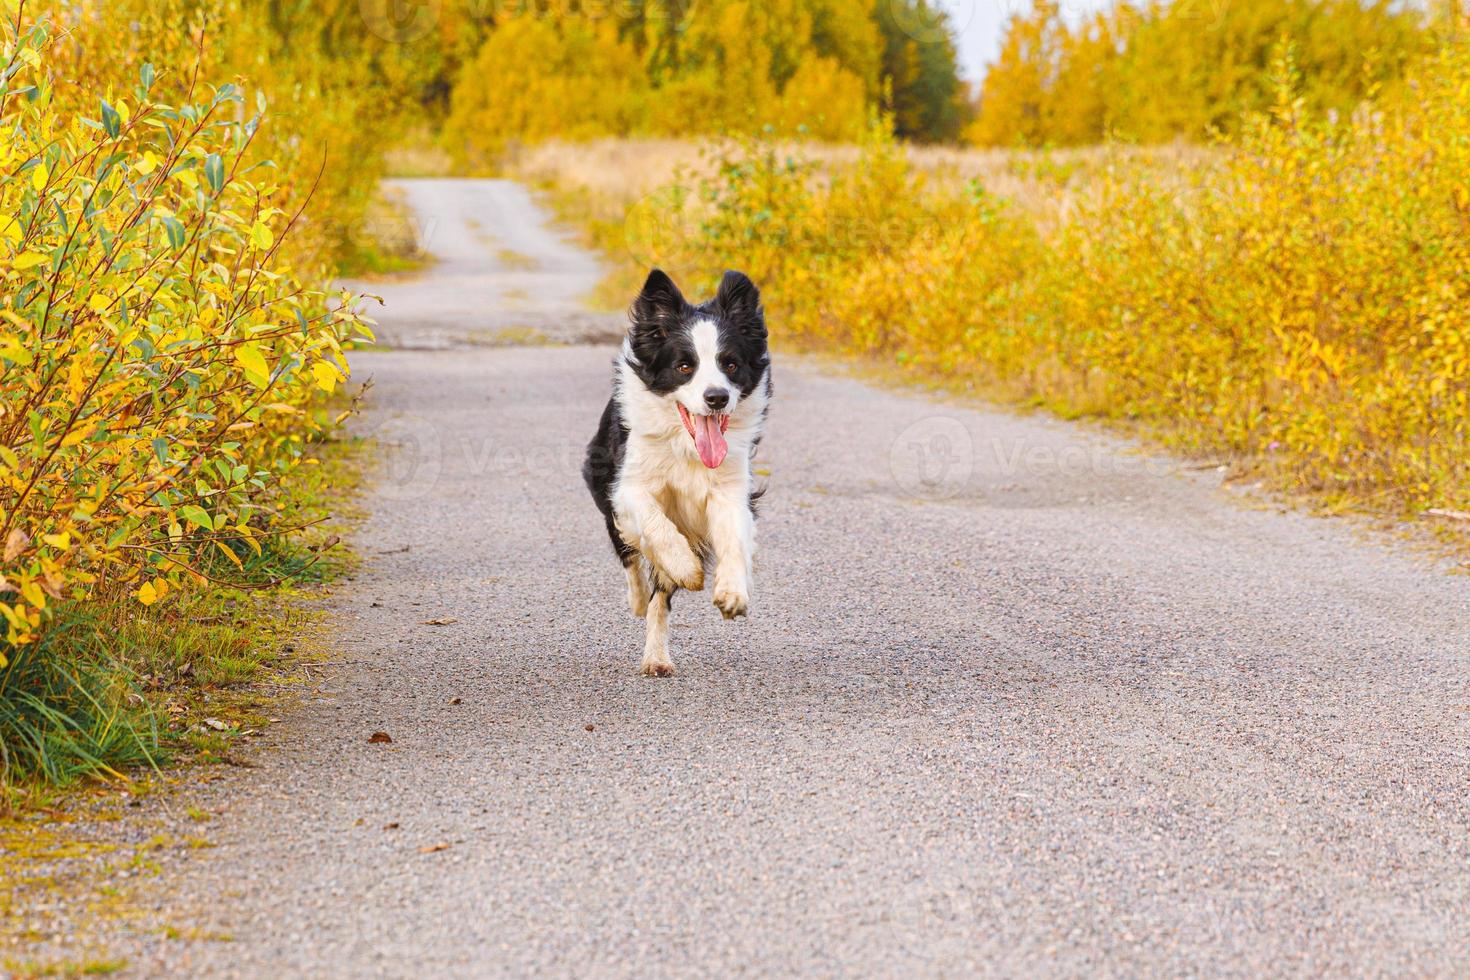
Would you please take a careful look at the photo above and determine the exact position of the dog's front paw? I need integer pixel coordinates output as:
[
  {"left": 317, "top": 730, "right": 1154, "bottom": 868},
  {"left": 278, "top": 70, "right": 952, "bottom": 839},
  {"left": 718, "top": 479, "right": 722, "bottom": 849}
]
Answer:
[
  {"left": 640, "top": 657, "right": 675, "bottom": 678},
  {"left": 712, "top": 576, "right": 749, "bottom": 620}
]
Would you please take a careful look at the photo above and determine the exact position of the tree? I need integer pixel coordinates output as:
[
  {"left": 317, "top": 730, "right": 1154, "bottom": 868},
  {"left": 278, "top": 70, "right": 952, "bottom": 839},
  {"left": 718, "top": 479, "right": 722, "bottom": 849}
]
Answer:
[{"left": 878, "top": 0, "right": 970, "bottom": 142}]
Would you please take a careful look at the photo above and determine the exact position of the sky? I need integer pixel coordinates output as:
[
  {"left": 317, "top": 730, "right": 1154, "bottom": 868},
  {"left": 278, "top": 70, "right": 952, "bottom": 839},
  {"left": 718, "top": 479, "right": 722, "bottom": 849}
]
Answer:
[{"left": 933, "top": 0, "right": 1115, "bottom": 81}]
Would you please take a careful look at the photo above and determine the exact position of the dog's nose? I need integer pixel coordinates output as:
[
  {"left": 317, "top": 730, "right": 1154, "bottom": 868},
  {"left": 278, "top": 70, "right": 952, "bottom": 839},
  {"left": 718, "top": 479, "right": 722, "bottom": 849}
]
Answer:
[{"left": 703, "top": 388, "right": 730, "bottom": 412}]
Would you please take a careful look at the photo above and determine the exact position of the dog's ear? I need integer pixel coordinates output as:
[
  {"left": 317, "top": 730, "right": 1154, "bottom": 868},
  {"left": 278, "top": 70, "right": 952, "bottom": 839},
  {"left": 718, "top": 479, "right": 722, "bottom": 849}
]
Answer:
[
  {"left": 629, "top": 268, "right": 687, "bottom": 339},
  {"left": 715, "top": 270, "right": 765, "bottom": 337}
]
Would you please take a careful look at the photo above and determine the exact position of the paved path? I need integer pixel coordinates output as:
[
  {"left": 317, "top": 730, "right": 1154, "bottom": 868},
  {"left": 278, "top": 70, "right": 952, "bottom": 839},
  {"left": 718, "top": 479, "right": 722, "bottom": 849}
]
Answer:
[{"left": 122, "top": 179, "right": 1470, "bottom": 976}]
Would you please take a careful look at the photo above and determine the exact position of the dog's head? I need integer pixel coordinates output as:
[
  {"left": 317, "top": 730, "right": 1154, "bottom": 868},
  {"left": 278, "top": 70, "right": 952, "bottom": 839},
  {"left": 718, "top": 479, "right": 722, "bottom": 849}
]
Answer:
[{"left": 624, "top": 268, "right": 769, "bottom": 468}]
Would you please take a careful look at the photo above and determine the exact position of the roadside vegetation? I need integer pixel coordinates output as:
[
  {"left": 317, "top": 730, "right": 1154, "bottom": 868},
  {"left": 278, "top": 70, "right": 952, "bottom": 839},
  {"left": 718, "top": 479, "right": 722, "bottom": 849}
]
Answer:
[{"left": 0, "top": 1, "right": 385, "bottom": 803}]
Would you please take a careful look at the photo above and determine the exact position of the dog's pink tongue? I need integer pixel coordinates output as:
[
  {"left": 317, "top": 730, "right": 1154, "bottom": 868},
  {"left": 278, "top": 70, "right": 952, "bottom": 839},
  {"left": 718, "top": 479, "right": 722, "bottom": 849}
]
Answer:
[{"left": 692, "top": 413, "right": 727, "bottom": 468}]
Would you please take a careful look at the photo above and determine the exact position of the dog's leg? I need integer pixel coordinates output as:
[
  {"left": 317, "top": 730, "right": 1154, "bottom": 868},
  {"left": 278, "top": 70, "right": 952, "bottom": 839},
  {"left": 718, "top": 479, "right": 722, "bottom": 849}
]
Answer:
[
  {"left": 640, "top": 586, "right": 675, "bottom": 677},
  {"left": 613, "top": 487, "right": 703, "bottom": 592},
  {"left": 707, "top": 482, "right": 754, "bottom": 620},
  {"left": 624, "top": 560, "right": 651, "bottom": 618}
]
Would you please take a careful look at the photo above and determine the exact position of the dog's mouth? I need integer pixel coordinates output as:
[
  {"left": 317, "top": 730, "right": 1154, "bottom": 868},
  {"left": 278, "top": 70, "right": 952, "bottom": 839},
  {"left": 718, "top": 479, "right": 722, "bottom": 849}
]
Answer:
[{"left": 677, "top": 404, "right": 730, "bottom": 469}]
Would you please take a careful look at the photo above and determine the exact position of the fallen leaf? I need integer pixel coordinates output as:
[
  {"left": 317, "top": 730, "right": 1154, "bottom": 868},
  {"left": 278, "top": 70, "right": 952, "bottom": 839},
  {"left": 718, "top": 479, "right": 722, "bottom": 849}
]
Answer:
[
  {"left": 368, "top": 731, "right": 393, "bottom": 744},
  {"left": 447, "top": 697, "right": 462, "bottom": 705},
  {"left": 383, "top": 822, "right": 400, "bottom": 830},
  {"left": 1424, "top": 508, "right": 1470, "bottom": 522},
  {"left": 421, "top": 617, "right": 458, "bottom": 626},
  {"left": 584, "top": 723, "right": 595, "bottom": 732},
  {"left": 202, "top": 718, "right": 228, "bottom": 731},
  {"left": 419, "top": 842, "right": 451, "bottom": 854}
]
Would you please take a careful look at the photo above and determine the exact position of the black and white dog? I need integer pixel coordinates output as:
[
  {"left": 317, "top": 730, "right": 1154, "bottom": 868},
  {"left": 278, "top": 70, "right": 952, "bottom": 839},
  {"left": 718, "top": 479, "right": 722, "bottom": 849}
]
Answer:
[{"left": 583, "top": 269, "right": 771, "bottom": 676}]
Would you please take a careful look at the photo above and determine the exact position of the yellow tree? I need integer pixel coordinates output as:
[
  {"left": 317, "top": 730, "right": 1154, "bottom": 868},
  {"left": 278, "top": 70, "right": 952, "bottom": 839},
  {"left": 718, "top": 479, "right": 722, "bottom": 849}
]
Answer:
[{"left": 967, "top": 1, "right": 1060, "bottom": 146}]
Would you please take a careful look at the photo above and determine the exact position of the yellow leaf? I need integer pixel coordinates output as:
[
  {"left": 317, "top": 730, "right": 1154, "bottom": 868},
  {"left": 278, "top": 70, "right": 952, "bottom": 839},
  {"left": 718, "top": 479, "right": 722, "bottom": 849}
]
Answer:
[
  {"left": 135, "top": 151, "right": 159, "bottom": 176},
  {"left": 60, "top": 423, "right": 95, "bottom": 447},
  {"left": 89, "top": 294, "right": 111, "bottom": 314},
  {"left": 41, "top": 532, "right": 70, "bottom": 549},
  {"left": 11, "top": 252, "right": 47, "bottom": 270},
  {"left": 31, "top": 164, "right": 47, "bottom": 192},
  {"left": 234, "top": 343, "right": 271, "bottom": 387},
  {"left": 0, "top": 216, "right": 20, "bottom": 244},
  {"left": 250, "top": 222, "right": 274, "bottom": 251},
  {"left": 136, "top": 580, "right": 159, "bottom": 605},
  {"left": 311, "top": 361, "right": 341, "bottom": 393},
  {"left": 20, "top": 579, "right": 44, "bottom": 609},
  {"left": 214, "top": 539, "right": 243, "bottom": 569},
  {"left": 4, "top": 528, "right": 28, "bottom": 562}
]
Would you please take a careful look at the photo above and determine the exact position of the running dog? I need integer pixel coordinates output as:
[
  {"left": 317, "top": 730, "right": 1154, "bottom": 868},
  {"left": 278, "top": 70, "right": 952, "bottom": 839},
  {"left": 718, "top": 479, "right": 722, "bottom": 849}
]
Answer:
[{"left": 583, "top": 269, "right": 771, "bottom": 676}]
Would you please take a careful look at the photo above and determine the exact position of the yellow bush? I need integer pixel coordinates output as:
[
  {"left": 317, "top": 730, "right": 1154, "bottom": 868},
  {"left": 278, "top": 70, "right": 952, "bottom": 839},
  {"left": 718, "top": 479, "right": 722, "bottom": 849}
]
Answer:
[
  {"left": 52, "top": 0, "right": 395, "bottom": 269},
  {"left": 0, "top": 20, "right": 368, "bottom": 654}
]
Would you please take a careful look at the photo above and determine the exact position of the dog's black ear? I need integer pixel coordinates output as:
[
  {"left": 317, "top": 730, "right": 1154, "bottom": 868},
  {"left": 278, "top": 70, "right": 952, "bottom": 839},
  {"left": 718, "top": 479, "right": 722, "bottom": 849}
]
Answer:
[
  {"left": 715, "top": 270, "right": 765, "bottom": 336},
  {"left": 629, "top": 268, "right": 687, "bottom": 337}
]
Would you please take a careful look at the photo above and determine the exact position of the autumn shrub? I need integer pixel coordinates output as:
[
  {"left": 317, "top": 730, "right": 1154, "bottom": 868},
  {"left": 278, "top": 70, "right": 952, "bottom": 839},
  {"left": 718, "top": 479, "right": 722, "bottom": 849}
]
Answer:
[
  {"left": 543, "top": 40, "right": 1470, "bottom": 526},
  {"left": 0, "top": 18, "right": 369, "bottom": 785},
  {"left": 51, "top": 0, "right": 398, "bottom": 269}
]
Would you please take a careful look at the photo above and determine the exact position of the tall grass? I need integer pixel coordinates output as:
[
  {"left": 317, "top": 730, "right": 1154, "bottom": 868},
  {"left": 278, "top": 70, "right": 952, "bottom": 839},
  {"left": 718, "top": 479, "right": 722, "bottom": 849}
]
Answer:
[{"left": 0, "top": 611, "right": 159, "bottom": 789}]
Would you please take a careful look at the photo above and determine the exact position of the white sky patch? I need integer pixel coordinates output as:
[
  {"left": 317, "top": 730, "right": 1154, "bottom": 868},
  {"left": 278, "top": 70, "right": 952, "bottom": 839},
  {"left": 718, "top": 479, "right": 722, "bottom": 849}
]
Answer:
[{"left": 933, "top": 0, "right": 1116, "bottom": 83}]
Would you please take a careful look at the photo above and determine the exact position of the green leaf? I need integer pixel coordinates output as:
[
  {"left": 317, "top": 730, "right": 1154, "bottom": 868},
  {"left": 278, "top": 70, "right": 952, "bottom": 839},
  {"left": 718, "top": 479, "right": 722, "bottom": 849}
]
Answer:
[
  {"left": 161, "top": 215, "right": 186, "bottom": 250},
  {"left": 204, "top": 153, "right": 225, "bottom": 193},
  {"left": 100, "top": 99, "right": 121, "bottom": 138},
  {"left": 179, "top": 505, "right": 213, "bottom": 531}
]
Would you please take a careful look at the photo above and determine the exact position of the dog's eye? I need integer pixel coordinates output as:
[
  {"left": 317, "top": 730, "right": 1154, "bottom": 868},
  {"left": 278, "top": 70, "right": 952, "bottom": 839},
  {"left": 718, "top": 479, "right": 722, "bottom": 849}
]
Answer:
[
  {"left": 720, "top": 358, "right": 738, "bottom": 373},
  {"left": 676, "top": 362, "right": 694, "bottom": 375}
]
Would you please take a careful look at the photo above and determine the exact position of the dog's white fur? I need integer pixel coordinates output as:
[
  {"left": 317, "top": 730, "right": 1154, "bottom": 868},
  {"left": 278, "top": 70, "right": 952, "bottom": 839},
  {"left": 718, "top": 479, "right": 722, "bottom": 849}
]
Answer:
[{"left": 611, "top": 319, "right": 770, "bottom": 676}]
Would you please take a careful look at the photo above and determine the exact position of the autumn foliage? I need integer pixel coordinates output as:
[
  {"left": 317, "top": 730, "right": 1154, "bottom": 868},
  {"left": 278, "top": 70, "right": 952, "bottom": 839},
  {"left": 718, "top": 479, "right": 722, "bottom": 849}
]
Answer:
[{"left": 0, "top": 17, "right": 369, "bottom": 661}]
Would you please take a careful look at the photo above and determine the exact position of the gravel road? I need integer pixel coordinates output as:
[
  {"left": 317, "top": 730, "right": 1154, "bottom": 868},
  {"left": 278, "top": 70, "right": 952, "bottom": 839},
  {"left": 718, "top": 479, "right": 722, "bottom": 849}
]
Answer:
[{"left": 111, "top": 179, "right": 1470, "bottom": 976}]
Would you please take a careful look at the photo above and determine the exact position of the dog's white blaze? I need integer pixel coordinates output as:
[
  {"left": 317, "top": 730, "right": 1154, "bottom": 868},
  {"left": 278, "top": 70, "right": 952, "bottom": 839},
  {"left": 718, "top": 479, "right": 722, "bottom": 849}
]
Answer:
[{"left": 673, "top": 318, "right": 738, "bottom": 415}]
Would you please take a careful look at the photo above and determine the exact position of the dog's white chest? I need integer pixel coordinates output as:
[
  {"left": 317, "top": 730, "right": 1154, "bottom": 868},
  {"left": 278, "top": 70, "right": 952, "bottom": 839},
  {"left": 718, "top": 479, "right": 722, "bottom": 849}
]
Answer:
[{"left": 626, "top": 436, "right": 723, "bottom": 540}]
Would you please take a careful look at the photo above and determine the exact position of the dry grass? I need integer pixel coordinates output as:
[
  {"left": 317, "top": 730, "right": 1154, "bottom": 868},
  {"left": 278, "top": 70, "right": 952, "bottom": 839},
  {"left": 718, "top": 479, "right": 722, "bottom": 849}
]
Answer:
[{"left": 505, "top": 137, "right": 1216, "bottom": 230}]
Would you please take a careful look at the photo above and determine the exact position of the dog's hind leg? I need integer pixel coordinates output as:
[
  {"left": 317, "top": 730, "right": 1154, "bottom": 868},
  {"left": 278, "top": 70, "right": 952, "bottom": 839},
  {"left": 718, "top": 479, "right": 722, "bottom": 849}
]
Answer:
[
  {"left": 640, "top": 586, "right": 676, "bottom": 677},
  {"left": 625, "top": 560, "right": 651, "bottom": 619}
]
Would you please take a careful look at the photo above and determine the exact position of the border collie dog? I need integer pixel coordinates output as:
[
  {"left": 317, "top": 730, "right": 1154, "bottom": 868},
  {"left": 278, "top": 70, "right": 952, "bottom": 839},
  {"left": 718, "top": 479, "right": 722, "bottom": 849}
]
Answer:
[{"left": 583, "top": 269, "right": 771, "bottom": 676}]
